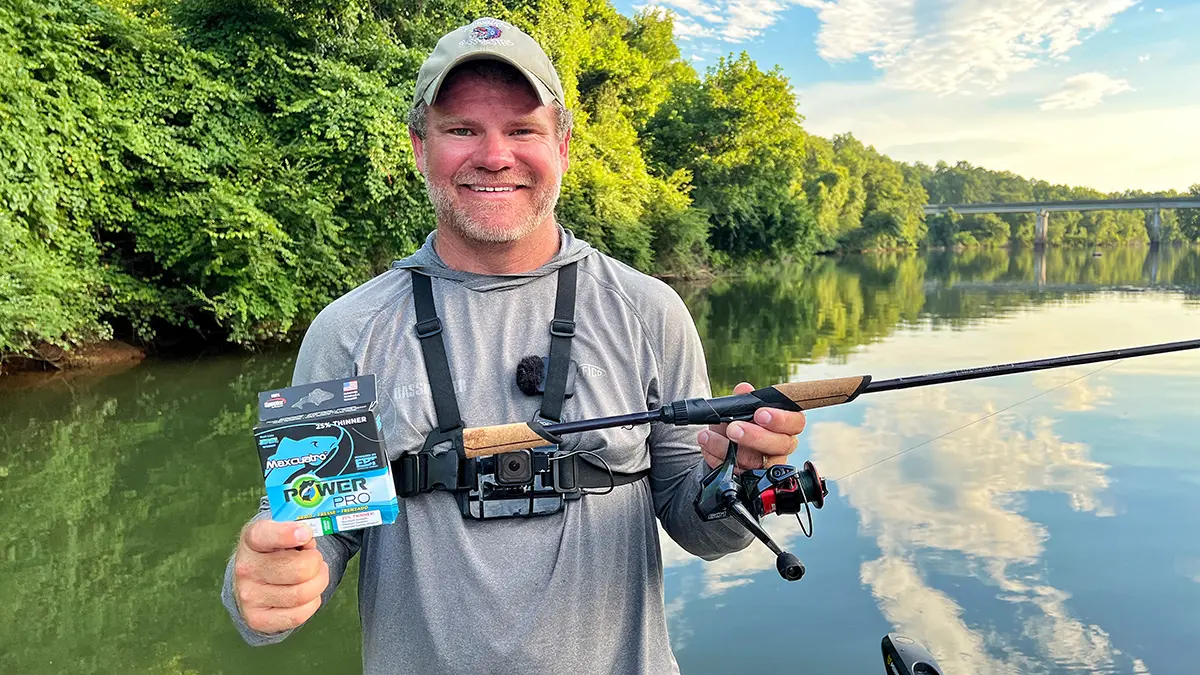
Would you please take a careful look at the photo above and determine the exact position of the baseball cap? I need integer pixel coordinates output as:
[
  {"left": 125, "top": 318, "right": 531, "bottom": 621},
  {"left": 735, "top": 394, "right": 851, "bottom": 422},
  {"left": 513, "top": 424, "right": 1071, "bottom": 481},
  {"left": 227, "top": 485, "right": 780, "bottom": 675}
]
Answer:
[{"left": 413, "top": 17, "right": 566, "bottom": 108}]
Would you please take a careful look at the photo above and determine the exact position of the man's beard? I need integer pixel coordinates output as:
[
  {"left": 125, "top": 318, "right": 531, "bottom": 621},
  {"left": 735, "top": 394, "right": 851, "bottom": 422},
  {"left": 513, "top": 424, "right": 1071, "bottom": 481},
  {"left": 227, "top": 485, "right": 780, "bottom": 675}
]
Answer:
[{"left": 425, "top": 170, "right": 561, "bottom": 244}]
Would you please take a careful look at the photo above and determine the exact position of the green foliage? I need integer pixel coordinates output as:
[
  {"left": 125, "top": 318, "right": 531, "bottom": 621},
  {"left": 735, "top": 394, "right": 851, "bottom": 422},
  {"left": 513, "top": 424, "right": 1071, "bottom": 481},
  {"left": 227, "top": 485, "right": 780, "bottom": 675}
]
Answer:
[
  {"left": 1177, "top": 185, "right": 1200, "bottom": 241},
  {"left": 1, "top": 0, "right": 432, "bottom": 360},
  {"left": 802, "top": 135, "right": 853, "bottom": 250},
  {"left": 644, "top": 52, "right": 816, "bottom": 261},
  {"left": 3, "top": 0, "right": 1195, "bottom": 363},
  {"left": 0, "top": 214, "right": 111, "bottom": 356},
  {"left": 830, "top": 134, "right": 927, "bottom": 251},
  {"left": 1, "top": 0, "right": 110, "bottom": 357},
  {"left": 925, "top": 209, "right": 960, "bottom": 249},
  {"left": 643, "top": 169, "right": 711, "bottom": 275}
]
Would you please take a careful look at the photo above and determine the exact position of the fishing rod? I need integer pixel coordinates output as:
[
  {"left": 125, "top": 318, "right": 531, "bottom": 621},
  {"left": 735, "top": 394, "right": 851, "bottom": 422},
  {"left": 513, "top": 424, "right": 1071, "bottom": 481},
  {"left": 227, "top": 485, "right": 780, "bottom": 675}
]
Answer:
[{"left": 464, "top": 338, "right": 1200, "bottom": 581}]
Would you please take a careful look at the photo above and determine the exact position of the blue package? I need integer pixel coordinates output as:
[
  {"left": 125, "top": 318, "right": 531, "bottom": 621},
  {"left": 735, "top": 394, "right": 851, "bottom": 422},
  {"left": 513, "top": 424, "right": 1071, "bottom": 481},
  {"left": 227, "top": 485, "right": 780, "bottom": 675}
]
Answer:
[{"left": 253, "top": 374, "right": 398, "bottom": 537}]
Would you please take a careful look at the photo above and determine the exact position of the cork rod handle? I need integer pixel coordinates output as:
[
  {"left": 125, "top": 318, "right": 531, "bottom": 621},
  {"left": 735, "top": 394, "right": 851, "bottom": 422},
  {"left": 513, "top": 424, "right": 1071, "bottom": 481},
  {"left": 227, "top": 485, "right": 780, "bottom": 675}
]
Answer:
[
  {"left": 462, "top": 423, "right": 552, "bottom": 458},
  {"left": 769, "top": 375, "right": 871, "bottom": 410}
]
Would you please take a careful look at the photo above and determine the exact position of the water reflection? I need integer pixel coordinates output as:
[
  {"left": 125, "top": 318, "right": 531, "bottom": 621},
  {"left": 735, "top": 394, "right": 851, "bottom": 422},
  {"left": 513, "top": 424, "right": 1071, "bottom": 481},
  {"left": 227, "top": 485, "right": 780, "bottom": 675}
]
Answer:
[
  {"left": 681, "top": 246, "right": 1200, "bottom": 395},
  {"left": 1029, "top": 369, "right": 1114, "bottom": 412},
  {"left": 664, "top": 246, "right": 1200, "bottom": 674},
  {"left": 0, "top": 352, "right": 363, "bottom": 675},
  {"left": 814, "top": 383, "right": 1121, "bottom": 673}
]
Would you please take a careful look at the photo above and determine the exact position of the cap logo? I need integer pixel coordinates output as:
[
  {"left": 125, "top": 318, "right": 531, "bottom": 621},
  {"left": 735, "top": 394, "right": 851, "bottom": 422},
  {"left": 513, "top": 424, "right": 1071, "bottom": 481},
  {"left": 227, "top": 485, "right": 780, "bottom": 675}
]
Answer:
[
  {"left": 471, "top": 25, "right": 502, "bottom": 40},
  {"left": 459, "top": 23, "right": 514, "bottom": 47}
]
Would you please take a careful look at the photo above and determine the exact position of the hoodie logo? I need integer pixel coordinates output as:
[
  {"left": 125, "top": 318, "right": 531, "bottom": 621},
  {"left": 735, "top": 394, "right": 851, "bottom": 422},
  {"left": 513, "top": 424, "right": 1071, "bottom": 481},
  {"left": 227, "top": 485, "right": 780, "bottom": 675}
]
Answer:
[
  {"left": 395, "top": 382, "right": 469, "bottom": 399},
  {"left": 579, "top": 363, "right": 606, "bottom": 378}
]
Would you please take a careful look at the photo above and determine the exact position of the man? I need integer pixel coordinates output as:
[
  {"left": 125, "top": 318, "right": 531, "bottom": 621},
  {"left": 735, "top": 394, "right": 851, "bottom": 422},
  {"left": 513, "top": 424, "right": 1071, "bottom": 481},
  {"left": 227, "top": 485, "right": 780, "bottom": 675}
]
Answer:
[{"left": 222, "top": 17, "right": 807, "bottom": 674}]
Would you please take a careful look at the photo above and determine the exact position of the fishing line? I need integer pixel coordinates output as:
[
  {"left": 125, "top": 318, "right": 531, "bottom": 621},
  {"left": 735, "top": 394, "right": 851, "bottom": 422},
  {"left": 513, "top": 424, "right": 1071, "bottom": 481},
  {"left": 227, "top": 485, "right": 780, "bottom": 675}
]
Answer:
[
  {"left": 348, "top": 426, "right": 383, "bottom": 443},
  {"left": 828, "top": 359, "right": 1124, "bottom": 483}
]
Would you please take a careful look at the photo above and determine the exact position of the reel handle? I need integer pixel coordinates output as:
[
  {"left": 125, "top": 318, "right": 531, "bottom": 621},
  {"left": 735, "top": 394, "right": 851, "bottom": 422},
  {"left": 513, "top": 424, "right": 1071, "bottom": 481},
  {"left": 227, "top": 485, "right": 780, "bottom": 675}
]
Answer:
[{"left": 775, "top": 551, "right": 805, "bottom": 581}]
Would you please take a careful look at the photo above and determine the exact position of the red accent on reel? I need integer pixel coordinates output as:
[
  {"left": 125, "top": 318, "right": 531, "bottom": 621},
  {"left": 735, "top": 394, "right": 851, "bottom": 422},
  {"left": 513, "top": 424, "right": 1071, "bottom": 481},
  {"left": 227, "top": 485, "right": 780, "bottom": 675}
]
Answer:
[{"left": 760, "top": 486, "right": 777, "bottom": 515}]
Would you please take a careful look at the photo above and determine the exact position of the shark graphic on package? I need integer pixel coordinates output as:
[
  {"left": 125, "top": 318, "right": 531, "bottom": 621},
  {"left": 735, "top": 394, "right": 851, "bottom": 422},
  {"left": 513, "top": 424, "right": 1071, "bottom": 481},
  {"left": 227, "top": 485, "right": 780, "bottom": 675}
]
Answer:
[
  {"left": 263, "top": 434, "right": 342, "bottom": 482},
  {"left": 291, "top": 387, "right": 334, "bottom": 409}
]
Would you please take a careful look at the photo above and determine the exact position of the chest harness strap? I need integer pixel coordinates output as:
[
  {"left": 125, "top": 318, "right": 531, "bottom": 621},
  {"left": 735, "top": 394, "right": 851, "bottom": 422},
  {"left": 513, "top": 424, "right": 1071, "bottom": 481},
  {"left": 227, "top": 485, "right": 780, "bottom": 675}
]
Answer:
[{"left": 393, "top": 263, "right": 649, "bottom": 508}]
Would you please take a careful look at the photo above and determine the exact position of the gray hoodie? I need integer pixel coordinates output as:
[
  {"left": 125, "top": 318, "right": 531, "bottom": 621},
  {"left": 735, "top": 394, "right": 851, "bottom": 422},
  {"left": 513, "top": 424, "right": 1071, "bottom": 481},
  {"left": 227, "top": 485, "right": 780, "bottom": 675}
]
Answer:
[{"left": 221, "top": 226, "right": 753, "bottom": 674}]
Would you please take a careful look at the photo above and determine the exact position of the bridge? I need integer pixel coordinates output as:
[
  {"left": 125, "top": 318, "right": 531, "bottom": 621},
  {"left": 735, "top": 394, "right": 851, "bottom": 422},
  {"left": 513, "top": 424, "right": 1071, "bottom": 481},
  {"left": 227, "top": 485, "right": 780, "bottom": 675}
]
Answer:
[{"left": 923, "top": 196, "right": 1200, "bottom": 246}]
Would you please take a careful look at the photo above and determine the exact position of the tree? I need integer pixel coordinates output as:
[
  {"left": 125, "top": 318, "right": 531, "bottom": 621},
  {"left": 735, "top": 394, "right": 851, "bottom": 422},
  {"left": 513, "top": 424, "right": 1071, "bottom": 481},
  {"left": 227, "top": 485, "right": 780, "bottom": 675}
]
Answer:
[
  {"left": 831, "top": 134, "right": 927, "bottom": 251},
  {"left": 644, "top": 52, "right": 816, "bottom": 261},
  {"left": 1179, "top": 185, "right": 1200, "bottom": 242}
]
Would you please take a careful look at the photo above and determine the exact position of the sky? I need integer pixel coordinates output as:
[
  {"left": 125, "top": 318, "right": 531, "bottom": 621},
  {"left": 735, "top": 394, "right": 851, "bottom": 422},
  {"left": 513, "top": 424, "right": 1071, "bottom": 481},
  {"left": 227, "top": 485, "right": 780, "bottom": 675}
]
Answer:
[{"left": 613, "top": 0, "right": 1200, "bottom": 194}]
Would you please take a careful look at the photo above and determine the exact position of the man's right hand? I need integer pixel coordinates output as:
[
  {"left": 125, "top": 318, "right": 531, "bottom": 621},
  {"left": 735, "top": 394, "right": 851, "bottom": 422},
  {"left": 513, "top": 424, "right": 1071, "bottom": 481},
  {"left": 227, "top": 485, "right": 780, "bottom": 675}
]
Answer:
[{"left": 233, "top": 520, "right": 330, "bottom": 634}]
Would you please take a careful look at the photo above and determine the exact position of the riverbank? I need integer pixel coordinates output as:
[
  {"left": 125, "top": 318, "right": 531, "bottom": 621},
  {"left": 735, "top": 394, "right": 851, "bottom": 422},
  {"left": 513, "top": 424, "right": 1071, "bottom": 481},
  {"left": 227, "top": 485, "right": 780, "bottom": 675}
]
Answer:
[
  {"left": 0, "top": 340, "right": 145, "bottom": 377},
  {"left": 0, "top": 265, "right": 725, "bottom": 380}
]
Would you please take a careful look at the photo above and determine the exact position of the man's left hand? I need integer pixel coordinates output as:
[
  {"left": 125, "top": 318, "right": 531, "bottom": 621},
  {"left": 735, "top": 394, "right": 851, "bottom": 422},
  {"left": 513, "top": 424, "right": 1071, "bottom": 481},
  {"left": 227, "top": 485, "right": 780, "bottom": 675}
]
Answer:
[{"left": 698, "top": 382, "right": 807, "bottom": 472}]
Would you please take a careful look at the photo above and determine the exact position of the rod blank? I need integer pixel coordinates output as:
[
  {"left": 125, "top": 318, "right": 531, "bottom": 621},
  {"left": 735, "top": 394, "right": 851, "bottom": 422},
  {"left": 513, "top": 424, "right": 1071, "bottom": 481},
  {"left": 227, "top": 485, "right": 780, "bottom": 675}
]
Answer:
[{"left": 864, "top": 338, "right": 1200, "bottom": 395}]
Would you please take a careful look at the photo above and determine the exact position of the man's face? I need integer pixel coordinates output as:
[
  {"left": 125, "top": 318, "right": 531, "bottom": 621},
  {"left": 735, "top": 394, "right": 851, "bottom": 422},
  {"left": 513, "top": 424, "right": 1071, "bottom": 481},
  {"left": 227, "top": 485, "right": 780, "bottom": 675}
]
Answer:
[{"left": 411, "top": 68, "right": 570, "bottom": 244}]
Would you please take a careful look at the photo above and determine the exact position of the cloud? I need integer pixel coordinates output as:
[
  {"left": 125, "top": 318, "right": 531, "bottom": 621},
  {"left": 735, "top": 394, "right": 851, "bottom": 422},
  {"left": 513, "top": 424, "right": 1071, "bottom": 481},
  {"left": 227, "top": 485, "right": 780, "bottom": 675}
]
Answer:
[
  {"left": 634, "top": 0, "right": 793, "bottom": 42},
  {"left": 664, "top": 595, "right": 692, "bottom": 652},
  {"left": 1139, "top": 54, "right": 1152, "bottom": 63},
  {"left": 654, "top": 0, "right": 725, "bottom": 23},
  {"left": 672, "top": 13, "right": 721, "bottom": 39},
  {"left": 1038, "top": 72, "right": 1133, "bottom": 110},
  {"left": 719, "top": 0, "right": 791, "bottom": 41},
  {"left": 802, "top": 0, "right": 1138, "bottom": 95},
  {"left": 816, "top": 390, "right": 1113, "bottom": 560},
  {"left": 639, "top": 0, "right": 1141, "bottom": 94},
  {"left": 859, "top": 555, "right": 1014, "bottom": 674},
  {"left": 991, "top": 559, "right": 1140, "bottom": 672}
]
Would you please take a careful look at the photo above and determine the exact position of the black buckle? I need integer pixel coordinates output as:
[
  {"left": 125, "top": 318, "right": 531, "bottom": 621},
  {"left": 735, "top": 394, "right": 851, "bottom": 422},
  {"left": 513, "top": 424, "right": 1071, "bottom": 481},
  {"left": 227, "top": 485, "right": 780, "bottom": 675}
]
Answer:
[
  {"left": 550, "top": 319, "right": 575, "bottom": 337},
  {"left": 415, "top": 318, "right": 442, "bottom": 338},
  {"left": 552, "top": 450, "right": 579, "bottom": 493},
  {"left": 398, "top": 453, "right": 423, "bottom": 498}
]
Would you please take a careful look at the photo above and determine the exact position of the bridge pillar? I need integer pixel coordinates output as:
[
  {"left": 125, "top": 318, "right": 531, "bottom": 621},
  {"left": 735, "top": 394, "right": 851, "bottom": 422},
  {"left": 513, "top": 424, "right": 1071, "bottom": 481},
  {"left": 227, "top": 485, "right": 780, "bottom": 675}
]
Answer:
[
  {"left": 1150, "top": 207, "right": 1162, "bottom": 247},
  {"left": 1035, "top": 209, "right": 1049, "bottom": 247}
]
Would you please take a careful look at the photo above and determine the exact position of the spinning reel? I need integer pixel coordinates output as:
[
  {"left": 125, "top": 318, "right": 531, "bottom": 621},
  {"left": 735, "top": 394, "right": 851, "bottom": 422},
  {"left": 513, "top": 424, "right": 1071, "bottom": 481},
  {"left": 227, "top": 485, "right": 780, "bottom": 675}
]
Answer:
[{"left": 694, "top": 439, "right": 827, "bottom": 581}]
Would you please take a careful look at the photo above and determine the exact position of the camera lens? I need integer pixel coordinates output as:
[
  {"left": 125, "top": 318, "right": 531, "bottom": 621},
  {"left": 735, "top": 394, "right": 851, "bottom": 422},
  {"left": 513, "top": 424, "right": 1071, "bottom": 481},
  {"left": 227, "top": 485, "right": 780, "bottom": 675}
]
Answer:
[{"left": 495, "top": 450, "right": 533, "bottom": 485}]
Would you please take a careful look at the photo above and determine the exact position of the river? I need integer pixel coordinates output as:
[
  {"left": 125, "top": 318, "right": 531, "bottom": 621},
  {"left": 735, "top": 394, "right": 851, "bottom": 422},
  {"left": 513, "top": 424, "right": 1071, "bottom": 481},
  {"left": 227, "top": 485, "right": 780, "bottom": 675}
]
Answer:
[{"left": 4, "top": 245, "right": 1200, "bottom": 674}]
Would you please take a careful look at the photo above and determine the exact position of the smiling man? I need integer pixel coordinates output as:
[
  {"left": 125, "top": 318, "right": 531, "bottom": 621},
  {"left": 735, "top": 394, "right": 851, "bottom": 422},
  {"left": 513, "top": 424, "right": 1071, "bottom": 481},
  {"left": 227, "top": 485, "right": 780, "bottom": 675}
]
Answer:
[
  {"left": 411, "top": 51, "right": 567, "bottom": 261},
  {"left": 221, "top": 17, "right": 808, "bottom": 674}
]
